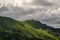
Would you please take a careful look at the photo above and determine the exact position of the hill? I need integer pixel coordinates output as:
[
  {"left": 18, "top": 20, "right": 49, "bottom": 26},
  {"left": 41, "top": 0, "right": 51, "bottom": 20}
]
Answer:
[
  {"left": 24, "top": 20, "right": 60, "bottom": 33},
  {"left": 0, "top": 16, "right": 60, "bottom": 40}
]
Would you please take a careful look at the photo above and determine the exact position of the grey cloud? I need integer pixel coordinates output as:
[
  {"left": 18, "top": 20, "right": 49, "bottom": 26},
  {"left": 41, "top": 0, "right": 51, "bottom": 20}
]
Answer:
[
  {"left": 0, "top": 0, "right": 60, "bottom": 28},
  {"left": 0, "top": 6, "right": 60, "bottom": 28},
  {"left": 32, "top": 0, "right": 55, "bottom": 6},
  {"left": 43, "top": 18, "right": 60, "bottom": 24},
  {"left": 0, "top": 7, "right": 9, "bottom": 13},
  {"left": 0, "top": 7, "right": 36, "bottom": 20}
]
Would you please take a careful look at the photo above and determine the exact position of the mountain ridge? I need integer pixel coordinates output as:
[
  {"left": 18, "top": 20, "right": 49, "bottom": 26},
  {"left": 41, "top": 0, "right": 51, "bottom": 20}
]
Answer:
[{"left": 0, "top": 16, "right": 60, "bottom": 40}]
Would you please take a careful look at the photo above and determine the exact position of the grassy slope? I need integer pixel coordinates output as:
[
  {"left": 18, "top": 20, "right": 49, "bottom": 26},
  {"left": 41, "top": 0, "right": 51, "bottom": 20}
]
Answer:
[{"left": 0, "top": 16, "right": 60, "bottom": 40}]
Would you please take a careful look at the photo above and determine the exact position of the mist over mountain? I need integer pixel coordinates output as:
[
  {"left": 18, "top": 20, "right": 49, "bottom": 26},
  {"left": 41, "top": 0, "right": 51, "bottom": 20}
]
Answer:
[{"left": 0, "top": 16, "right": 60, "bottom": 40}]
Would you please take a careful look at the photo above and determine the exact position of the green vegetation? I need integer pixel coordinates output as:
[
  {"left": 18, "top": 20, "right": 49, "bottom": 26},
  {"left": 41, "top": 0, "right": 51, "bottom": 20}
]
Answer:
[{"left": 0, "top": 16, "right": 60, "bottom": 40}]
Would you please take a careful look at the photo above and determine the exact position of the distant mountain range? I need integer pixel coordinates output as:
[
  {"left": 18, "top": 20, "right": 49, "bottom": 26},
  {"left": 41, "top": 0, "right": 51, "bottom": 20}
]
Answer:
[{"left": 0, "top": 16, "right": 60, "bottom": 40}]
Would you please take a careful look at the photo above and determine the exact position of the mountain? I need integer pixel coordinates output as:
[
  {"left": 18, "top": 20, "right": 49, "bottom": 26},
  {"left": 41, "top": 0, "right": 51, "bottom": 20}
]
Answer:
[
  {"left": 24, "top": 20, "right": 60, "bottom": 31},
  {"left": 0, "top": 16, "right": 60, "bottom": 40},
  {"left": 24, "top": 20, "right": 60, "bottom": 37},
  {"left": 24, "top": 20, "right": 54, "bottom": 30}
]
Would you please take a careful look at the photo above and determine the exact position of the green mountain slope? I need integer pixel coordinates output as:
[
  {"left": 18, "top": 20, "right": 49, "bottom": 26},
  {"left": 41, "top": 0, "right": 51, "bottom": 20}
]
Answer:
[
  {"left": 0, "top": 16, "right": 60, "bottom": 40},
  {"left": 24, "top": 20, "right": 54, "bottom": 30},
  {"left": 24, "top": 20, "right": 60, "bottom": 36}
]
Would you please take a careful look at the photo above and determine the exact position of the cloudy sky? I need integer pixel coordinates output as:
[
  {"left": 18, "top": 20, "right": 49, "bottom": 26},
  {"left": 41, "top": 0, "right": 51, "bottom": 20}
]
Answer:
[{"left": 0, "top": 0, "right": 60, "bottom": 28}]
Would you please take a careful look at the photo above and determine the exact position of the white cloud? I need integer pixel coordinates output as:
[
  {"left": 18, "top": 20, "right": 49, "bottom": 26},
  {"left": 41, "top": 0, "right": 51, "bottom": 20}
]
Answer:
[{"left": 0, "top": 0, "right": 33, "bottom": 8}]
